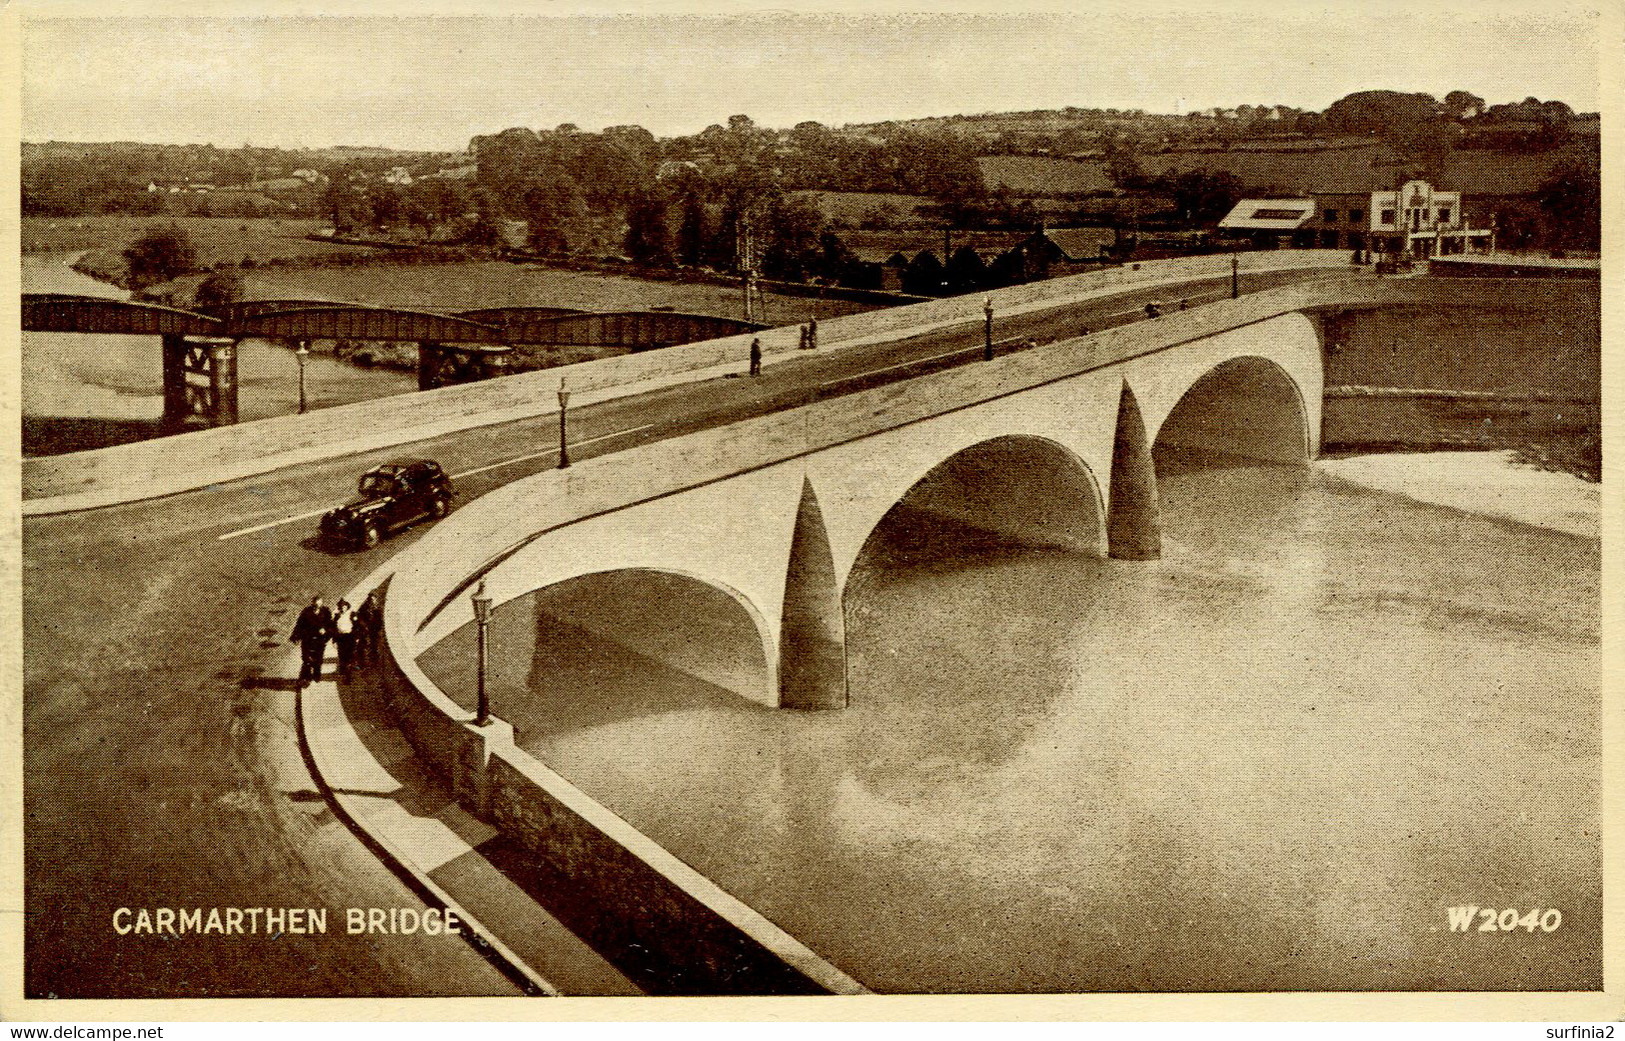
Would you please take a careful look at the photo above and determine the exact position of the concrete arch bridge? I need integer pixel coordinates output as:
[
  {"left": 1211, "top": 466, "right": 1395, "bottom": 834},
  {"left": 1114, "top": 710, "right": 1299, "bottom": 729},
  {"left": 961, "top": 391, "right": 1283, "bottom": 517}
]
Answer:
[{"left": 385, "top": 282, "right": 1327, "bottom": 726}]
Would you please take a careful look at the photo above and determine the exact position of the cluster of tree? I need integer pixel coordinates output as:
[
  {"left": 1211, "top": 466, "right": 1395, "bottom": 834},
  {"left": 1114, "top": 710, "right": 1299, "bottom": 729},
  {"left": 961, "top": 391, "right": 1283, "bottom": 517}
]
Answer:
[
  {"left": 1532, "top": 162, "right": 1601, "bottom": 250},
  {"left": 1110, "top": 169, "right": 1243, "bottom": 226},
  {"left": 22, "top": 140, "right": 459, "bottom": 218},
  {"left": 891, "top": 239, "right": 1077, "bottom": 297},
  {"left": 459, "top": 115, "right": 993, "bottom": 287},
  {"left": 24, "top": 157, "right": 162, "bottom": 216},
  {"left": 120, "top": 224, "right": 199, "bottom": 289},
  {"left": 1315, "top": 90, "right": 1579, "bottom": 150},
  {"left": 917, "top": 188, "right": 1045, "bottom": 231},
  {"left": 320, "top": 175, "right": 485, "bottom": 240}
]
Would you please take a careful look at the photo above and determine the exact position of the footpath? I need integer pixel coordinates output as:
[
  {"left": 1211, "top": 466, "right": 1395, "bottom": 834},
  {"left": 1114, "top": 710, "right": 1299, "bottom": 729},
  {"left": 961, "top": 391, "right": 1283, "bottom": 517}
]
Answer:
[{"left": 293, "top": 618, "right": 644, "bottom": 996}]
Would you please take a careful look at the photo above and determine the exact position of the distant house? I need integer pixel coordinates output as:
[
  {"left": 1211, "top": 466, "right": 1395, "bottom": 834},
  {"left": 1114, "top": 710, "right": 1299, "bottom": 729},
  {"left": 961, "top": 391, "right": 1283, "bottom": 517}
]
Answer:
[
  {"left": 1221, "top": 181, "right": 1491, "bottom": 257},
  {"left": 420, "top": 164, "right": 476, "bottom": 181},
  {"left": 382, "top": 166, "right": 413, "bottom": 185},
  {"left": 1012, "top": 227, "right": 1113, "bottom": 279}
]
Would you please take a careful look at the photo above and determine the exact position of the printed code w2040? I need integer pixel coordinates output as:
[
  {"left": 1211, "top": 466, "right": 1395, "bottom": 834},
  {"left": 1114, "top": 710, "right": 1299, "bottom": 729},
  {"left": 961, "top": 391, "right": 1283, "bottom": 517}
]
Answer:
[{"left": 1447, "top": 906, "right": 1562, "bottom": 932}]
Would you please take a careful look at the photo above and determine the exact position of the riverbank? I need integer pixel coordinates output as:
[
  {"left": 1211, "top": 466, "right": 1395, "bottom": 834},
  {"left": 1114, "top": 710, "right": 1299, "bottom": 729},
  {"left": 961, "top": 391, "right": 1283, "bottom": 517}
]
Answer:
[{"left": 1317, "top": 450, "right": 1599, "bottom": 539}]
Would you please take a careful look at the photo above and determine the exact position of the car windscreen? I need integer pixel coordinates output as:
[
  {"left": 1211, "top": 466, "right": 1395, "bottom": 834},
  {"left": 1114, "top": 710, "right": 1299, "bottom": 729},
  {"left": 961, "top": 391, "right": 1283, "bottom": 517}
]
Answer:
[{"left": 358, "top": 473, "right": 394, "bottom": 496}]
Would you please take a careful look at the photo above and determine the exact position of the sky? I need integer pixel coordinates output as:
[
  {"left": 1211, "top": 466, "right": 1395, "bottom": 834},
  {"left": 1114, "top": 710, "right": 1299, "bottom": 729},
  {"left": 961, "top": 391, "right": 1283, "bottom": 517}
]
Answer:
[{"left": 17, "top": 0, "right": 1607, "bottom": 151}]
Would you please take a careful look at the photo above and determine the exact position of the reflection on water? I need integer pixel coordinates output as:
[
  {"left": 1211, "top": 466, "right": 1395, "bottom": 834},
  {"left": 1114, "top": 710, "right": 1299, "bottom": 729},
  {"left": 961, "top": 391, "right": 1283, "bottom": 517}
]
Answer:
[{"left": 419, "top": 457, "right": 1599, "bottom": 994}]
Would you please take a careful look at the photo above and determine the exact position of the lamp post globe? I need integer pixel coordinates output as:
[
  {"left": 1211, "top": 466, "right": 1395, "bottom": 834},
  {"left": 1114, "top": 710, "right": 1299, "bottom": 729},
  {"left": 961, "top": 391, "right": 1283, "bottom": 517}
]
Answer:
[{"left": 472, "top": 579, "right": 493, "bottom": 726}]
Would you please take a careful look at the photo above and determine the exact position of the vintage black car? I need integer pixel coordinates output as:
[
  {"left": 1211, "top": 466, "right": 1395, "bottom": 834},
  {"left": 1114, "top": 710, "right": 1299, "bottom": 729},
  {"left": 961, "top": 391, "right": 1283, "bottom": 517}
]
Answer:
[{"left": 319, "top": 459, "right": 454, "bottom": 548}]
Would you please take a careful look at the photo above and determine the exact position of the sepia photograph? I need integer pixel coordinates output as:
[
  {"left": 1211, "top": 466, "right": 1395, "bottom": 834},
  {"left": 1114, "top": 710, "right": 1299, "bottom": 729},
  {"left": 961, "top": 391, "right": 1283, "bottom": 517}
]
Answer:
[{"left": 3, "top": 0, "right": 1615, "bottom": 1021}]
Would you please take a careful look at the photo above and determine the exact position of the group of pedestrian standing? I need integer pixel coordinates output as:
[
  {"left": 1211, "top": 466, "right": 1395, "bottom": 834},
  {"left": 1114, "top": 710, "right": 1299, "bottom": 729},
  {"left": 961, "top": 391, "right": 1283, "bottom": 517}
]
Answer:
[{"left": 289, "top": 590, "right": 383, "bottom": 689}]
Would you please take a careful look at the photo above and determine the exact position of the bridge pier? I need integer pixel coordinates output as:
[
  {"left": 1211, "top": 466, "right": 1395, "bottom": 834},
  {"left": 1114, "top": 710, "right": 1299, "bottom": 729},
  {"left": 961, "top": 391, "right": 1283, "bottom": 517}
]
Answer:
[
  {"left": 161, "top": 334, "right": 239, "bottom": 429},
  {"left": 419, "top": 341, "right": 512, "bottom": 390},
  {"left": 1107, "top": 381, "right": 1161, "bottom": 560},
  {"left": 779, "top": 479, "right": 847, "bottom": 710}
]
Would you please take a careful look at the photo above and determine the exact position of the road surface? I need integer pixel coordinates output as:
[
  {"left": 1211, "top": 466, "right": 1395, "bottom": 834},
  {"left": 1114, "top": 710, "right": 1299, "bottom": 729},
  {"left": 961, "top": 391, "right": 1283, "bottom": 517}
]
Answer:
[{"left": 21, "top": 266, "right": 1339, "bottom": 997}]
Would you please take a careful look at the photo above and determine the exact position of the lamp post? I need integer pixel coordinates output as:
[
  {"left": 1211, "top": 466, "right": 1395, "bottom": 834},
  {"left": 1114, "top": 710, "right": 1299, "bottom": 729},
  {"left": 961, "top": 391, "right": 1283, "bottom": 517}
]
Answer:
[
  {"left": 1231, "top": 252, "right": 1239, "bottom": 299},
  {"left": 983, "top": 298, "right": 994, "bottom": 361},
  {"left": 471, "top": 580, "right": 492, "bottom": 726},
  {"left": 295, "top": 340, "right": 310, "bottom": 414},
  {"left": 556, "top": 377, "right": 571, "bottom": 469}
]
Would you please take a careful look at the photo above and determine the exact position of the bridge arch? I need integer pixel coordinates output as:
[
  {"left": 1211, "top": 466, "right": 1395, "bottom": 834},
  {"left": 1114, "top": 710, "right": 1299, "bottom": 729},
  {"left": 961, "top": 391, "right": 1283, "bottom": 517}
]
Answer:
[
  {"left": 520, "top": 566, "right": 780, "bottom": 712},
  {"left": 845, "top": 433, "right": 1108, "bottom": 597},
  {"left": 1149, "top": 354, "right": 1313, "bottom": 469}
]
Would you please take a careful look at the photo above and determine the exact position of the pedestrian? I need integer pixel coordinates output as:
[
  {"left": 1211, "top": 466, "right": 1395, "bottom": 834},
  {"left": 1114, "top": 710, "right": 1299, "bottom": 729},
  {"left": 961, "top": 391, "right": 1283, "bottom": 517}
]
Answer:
[
  {"left": 748, "top": 337, "right": 762, "bottom": 377},
  {"left": 357, "top": 590, "right": 383, "bottom": 666},
  {"left": 1179, "top": 298, "right": 1189, "bottom": 311},
  {"left": 332, "top": 598, "right": 358, "bottom": 677},
  {"left": 798, "top": 324, "right": 810, "bottom": 350},
  {"left": 807, "top": 315, "right": 818, "bottom": 349},
  {"left": 289, "top": 594, "right": 333, "bottom": 690}
]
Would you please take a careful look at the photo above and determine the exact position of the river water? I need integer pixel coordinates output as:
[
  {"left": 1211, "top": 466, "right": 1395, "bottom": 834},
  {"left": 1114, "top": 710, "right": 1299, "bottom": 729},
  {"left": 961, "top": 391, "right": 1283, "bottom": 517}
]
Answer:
[
  {"left": 418, "top": 454, "right": 1600, "bottom": 993},
  {"left": 22, "top": 254, "right": 414, "bottom": 456}
]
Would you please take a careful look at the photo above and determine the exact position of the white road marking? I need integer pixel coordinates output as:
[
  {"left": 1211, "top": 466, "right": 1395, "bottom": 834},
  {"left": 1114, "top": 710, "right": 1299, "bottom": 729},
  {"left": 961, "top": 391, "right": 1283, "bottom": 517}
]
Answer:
[
  {"left": 217, "top": 505, "right": 335, "bottom": 542},
  {"left": 450, "top": 424, "right": 654, "bottom": 480},
  {"left": 825, "top": 282, "right": 1256, "bottom": 388},
  {"left": 819, "top": 337, "right": 1025, "bottom": 387},
  {"left": 215, "top": 424, "right": 655, "bottom": 542}
]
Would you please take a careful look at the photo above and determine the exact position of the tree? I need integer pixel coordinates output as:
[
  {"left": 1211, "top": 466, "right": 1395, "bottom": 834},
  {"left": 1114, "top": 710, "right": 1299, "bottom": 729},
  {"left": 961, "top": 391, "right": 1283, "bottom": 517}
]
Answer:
[
  {"left": 1535, "top": 163, "right": 1600, "bottom": 250},
  {"left": 1321, "top": 90, "right": 1441, "bottom": 137},
  {"left": 675, "top": 192, "right": 708, "bottom": 267},
  {"left": 321, "top": 180, "right": 371, "bottom": 234},
  {"left": 1442, "top": 90, "right": 1486, "bottom": 121},
  {"left": 623, "top": 191, "right": 672, "bottom": 265},
  {"left": 518, "top": 171, "right": 582, "bottom": 252},
  {"left": 1164, "top": 171, "right": 1244, "bottom": 226},
  {"left": 122, "top": 225, "right": 197, "bottom": 289},
  {"left": 902, "top": 250, "right": 947, "bottom": 296},
  {"left": 946, "top": 245, "right": 988, "bottom": 292},
  {"left": 191, "top": 270, "right": 244, "bottom": 311}
]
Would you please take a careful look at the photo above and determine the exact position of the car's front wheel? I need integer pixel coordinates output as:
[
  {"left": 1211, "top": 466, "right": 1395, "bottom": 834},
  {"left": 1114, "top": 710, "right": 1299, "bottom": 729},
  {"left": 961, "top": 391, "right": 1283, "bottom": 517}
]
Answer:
[
  {"left": 361, "top": 523, "right": 381, "bottom": 548},
  {"left": 428, "top": 496, "right": 449, "bottom": 519}
]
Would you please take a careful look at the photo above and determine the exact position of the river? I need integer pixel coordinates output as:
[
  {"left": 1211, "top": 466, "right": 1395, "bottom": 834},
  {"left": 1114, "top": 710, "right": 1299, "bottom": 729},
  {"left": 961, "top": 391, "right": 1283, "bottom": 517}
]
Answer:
[
  {"left": 418, "top": 452, "right": 1599, "bottom": 993},
  {"left": 21, "top": 254, "right": 414, "bottom": 456}
]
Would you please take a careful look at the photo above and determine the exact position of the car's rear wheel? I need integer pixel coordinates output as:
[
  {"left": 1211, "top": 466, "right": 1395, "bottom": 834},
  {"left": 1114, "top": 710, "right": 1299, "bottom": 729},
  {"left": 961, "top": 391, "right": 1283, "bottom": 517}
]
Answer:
[
  {"left": 428, "top": 496, "right": 449, "bottom": 519},
  {"left": 361, "top": 523, "right": 381, "bottom": 548}
]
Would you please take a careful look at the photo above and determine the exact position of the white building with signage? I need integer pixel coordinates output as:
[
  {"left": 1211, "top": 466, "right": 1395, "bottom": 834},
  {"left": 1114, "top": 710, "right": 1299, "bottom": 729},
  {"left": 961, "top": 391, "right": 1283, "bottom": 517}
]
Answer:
[{"left": 1218, "top": 180, "right": 1491, "bottom": 258}]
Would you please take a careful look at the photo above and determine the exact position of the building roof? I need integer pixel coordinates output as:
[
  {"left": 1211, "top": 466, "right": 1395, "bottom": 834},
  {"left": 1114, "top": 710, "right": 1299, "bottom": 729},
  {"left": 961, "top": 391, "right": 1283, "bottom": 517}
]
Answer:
[
  {"left": 1034, "top": 227, "right": 1113, "bottom": 260},
  {"left": 1218, "top": 199, "right": 1316, "bottom": 231}
]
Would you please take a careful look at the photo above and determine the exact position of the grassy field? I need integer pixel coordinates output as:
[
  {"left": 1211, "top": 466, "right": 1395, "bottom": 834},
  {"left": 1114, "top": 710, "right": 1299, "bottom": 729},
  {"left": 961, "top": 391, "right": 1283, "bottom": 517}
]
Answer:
[
  {"left": 791, "top": 190, "right": 936, "bottom": 227},
  {"left": 161, "top": 260, "right": 876, "bottom": 326},
  {"left": 976, "top": 155, "right": 1113, "bottom": 194},
  {"left": 22, "top": 215, "right": 377, "bottom": 279}
]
